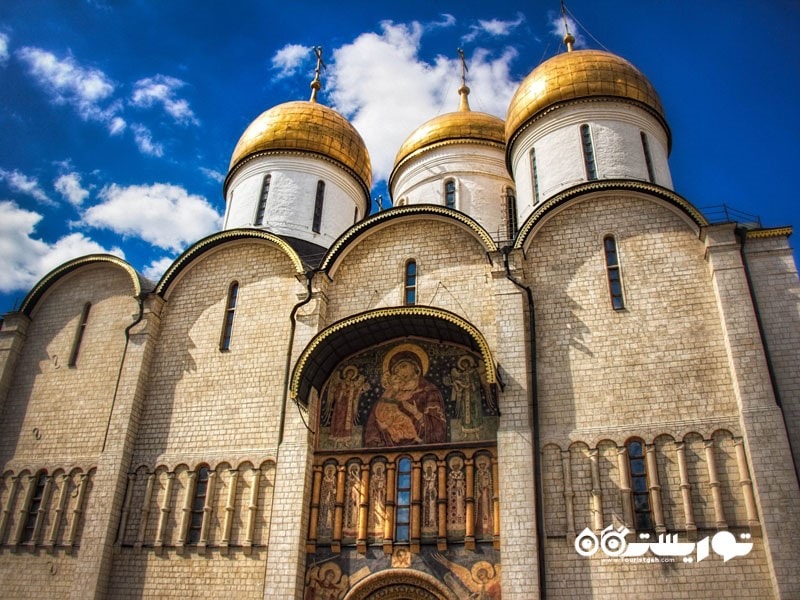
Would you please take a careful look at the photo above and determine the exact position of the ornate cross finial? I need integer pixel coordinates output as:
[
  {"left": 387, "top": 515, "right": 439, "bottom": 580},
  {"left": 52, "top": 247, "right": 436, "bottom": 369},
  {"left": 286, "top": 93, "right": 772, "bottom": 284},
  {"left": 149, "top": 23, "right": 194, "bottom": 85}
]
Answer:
[
  {"left": 457, "top": 47, "right": 468, "bottom": 87},
  {"left": 310, "top": 46, "right": 326, "bottom": 102},
  {"left": 456, "top": 48, "right": 471, "bottom": 112}
]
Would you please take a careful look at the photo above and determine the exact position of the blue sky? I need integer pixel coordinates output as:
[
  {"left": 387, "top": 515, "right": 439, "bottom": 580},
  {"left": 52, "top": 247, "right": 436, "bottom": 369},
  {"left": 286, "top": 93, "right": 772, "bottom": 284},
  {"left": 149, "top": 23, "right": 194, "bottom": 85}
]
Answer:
[{"left": 1, "top": 1, "right": 799, "bottom": 314}]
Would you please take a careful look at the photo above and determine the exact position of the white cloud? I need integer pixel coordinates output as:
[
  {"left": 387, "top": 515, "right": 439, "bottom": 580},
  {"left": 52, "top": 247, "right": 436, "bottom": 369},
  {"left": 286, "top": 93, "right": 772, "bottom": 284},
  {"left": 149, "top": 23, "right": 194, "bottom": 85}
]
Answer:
[
  {"left": 0, "top": 168, "right": 54, "bottom": 205},
  {"left": 328, "top": 21, "right": 520, "bottom": 182},
  {"left": 109, "top": 116, "right": 127, "bottom": 135},
  {"left": 16, "top": 46, "right": 122, "bottom": 132},
  {"left": 54, "top": 172, "right": 90, "bottom": 206},
  {"left": 272, "top": 44, "right": 310, "bottom": 79},
  {"left": 84, "top": 183, "right": 222, "bottom": 252},
  {"left": 548, "top": 13, "right": 586, "bottom": 48},
  {"left": 131, "top": 75, "right": 198, "bottom": 125},
  {"left": 131, "top": 123, "right": 164, "bottom": 157},
  {"left": 142, "top": 255, "right": 175, "bottom": 282},
  {"left": 0, "top": 33, "right": 9, "bottom": 64},
  {"left": 0, "top": 200, "right": 124, "bottom": 293},
  {"left": 200, "top": 167, "right": 225, "bottom": 183},
  {"left": 463, "top": 13, "right": 525, "bottom": 42}
]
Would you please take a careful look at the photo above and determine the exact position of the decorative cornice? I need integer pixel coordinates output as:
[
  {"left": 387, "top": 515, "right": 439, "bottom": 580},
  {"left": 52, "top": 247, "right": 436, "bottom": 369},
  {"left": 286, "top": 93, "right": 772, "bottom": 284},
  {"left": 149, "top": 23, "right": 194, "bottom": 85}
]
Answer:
[
  {"left": 321, "top": 205, "right": 498, "bottom": 273},
  {"left": 514, "top": 180, "right": 707, "bottom": 250},
  {"left": 155, "top": 229, "right": 304, "bottom": 296},
  {"left": 290, "top": 305, "right": 497, "bottom": 403},
  {"left": 20, "top": 254, "right": 143, "bottom": 316},
  {"left": 745, "top": 226, "right": 793, "bottom": 239}
]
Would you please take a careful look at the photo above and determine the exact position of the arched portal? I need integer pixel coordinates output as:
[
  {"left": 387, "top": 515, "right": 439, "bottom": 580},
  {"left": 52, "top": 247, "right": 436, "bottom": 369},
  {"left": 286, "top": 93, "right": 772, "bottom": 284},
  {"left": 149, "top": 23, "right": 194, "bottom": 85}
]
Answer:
[{"left": 344, "top": 570, "right": 455, "bottom": 600}]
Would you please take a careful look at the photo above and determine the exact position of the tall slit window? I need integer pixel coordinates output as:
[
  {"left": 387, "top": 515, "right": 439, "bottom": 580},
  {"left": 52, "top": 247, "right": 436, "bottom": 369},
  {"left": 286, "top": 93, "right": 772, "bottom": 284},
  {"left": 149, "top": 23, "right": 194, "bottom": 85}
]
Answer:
[
  {"left": 395, "top": 457, "right": 412, "bottom": 543},
  {"left": 505, "top": 187, "right": 518, "bottom": 240},
  {"left": 312, "top": 180, "right": 325, "bottom": 233},
  {"left": 68, "top": 302, "right": 91, "bottom": 367},
  {"left": 627, "top": 440, "right": 653, "bottom": 530},
  {"left": 187, "top": 467, "right": 209, "bottom": 543},
  {"left": 220, "top": 282, "right": 239, "bottom": 351},
  {"left": 404, "top": 260, "right": 417, "bottom": 306},
  {"left": 581, "top": 124, "right": 598, "bottom": 180},
  {"left": 641, "top": 132, "right": 656, "bottom": 184},
  {"left": 21, "top": 473, "right": 47, "bottom": 544},
  {"left": 255, "top": 174, "right": 271, "bottom": 225},
  {"left": 604, "top": 236, "right": 625, "bottom": 310},
  {"left": 530, "top": 147, "right": 540, "bottom": 203},
  {"left": 444, "top": 180, "right": 456, "bottom": 209}
]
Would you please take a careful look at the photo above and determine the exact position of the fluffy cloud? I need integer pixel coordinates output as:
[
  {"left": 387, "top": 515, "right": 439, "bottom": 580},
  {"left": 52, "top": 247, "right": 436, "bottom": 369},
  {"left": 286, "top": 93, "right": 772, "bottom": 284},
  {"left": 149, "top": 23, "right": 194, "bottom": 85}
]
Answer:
[
  {"left": 84, "top": 183, "right": 221, "bottom": 252},
  {"left": 0, "top": 168, "right": 54, "bottom": 205},
  {"left": 272, "top": 44, "right": 310, "bottom": 79},
  {"left": 463, "top": 13, "right": 525, "bottom": 42},
  {"left": 131, "top": 123, "right": 164, "bottom": 157},
  {"left": 142, "top": 255, "right": 175, "bottom": 282},
  {"left": 0, "top": 33, "right": 9, "bottom": 64},
  {"left": 328, "top": 21, "right": 520, "bottom": 182},
  {"left": 16, "top": 46, "right": 122, "bottom": 133},
  {"left": 200, "top": 167, "right": 225, "bottom": 183},
  {"left": 131, "top": 75, "right": 198, "bottom": 125},
  {"left": 548, "top": 13, "right": 586, "bottom": 48},
  {"left": 54, "top": 172, "right": 90, "bottom": 206},
  {"left": 0, "top": 200, "right": 123, "bottom": 293}
]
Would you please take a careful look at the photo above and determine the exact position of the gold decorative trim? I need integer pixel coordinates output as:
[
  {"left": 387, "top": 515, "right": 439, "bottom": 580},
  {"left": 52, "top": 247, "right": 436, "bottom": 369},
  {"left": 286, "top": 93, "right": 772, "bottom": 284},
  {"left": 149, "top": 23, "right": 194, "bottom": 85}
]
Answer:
[
  {"left": 21, "top": 254, "right": 141, "bottom": 316},
  {"left": 290, "top": 306, "right": 497, "bottom": 402},
  {"left": 514, "top": 180, "right": 707, "bottom": 250},
  {"left": 745, "top": 226, "right": 793, "bottom": 239},
  {"left": 155, "top": 229, "right": 304, "bottom": 296},
  {"left": 321, "top": 206, "right": 498, "bottom": 273}
]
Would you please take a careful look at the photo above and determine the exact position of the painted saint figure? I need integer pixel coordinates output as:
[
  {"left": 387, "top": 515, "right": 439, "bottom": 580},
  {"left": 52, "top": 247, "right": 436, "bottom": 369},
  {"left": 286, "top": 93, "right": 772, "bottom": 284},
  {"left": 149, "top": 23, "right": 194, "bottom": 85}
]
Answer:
[
  {"left": 324, "top": 365, "right": 370, "bottom": 447},
  {"left": 368, "top": 462, "right": 387, "bottom": 539},
  {"left": 447, "top": 456, "right": 466, "bottom": 534},
  {"left": 364, "top": 344, "right": 447, "bottom": 447},
  {"left": 422, "top": 460, "right": 438, "bottom": 530},
  {"left": 318, "top": 464, "right": 337, "bottom": 539},
  {"left": 445, "top": 355, "right": 484, "bottom": 439},
  {"left": 475, "top": 455, "right": 494, "bottom": 537},
  {"left": 343, "top": 463, "right": 361, "bottom": 538}
]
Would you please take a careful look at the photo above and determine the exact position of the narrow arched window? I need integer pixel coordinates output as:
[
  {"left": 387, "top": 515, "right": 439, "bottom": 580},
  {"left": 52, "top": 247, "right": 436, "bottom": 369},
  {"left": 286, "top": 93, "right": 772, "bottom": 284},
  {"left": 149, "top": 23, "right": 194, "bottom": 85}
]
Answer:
[
  {"left": 604, "top": 236, "right": 625, "bottom": 310},
  {"left": 68, "top": 302, "right": 91, "bottom": 367},
  {"left": 312, "top": 180, "right": 325, "bottom": 233},
  {"left": 627, "top": 440, "right": 653, "bottom": 530},
  {"left": 505, "top": 187, "right": 518, "bottom": 240},
  {"left": 530, "top": 147, "right": 540, "bottom": 203},
  {"left": 187, "top": 467, "right": 209, "bottom": 544},
  {"left": 220, "top": 282, "right": 239, "bottom": 351},
  {"left": 255, "top": 174, "right": 271, "bottom": 225},
  {"left": 444, "top": 180, "right": 456, "bottom": 209},
  {"left": 404, "top": 260, "right": 417, "bottom": 306},
  {"left": 21, "top": 472, "right": 47, "bottom": 544},
  {"left": 641, "top": 132, "right": 656, "bottom": 184},
  {"left": 395, "top": 457, "right": 412, "bottom": 543},
  {"left": 581, "top": 124, "right": 597, "bottom": 180}
]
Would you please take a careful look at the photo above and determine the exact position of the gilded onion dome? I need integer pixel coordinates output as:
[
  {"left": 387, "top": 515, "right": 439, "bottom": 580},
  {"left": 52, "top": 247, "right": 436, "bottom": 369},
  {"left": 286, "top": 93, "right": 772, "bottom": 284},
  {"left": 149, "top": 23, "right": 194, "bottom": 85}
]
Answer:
[
  {"left": 226, "top": 99, "right": 372, "bottom": 199},
  {"left": 390, "top": 85, "right": 505, "bottom": 185},
  {"left": 505, "top": 49, "right": 668, "bottom": 149}
]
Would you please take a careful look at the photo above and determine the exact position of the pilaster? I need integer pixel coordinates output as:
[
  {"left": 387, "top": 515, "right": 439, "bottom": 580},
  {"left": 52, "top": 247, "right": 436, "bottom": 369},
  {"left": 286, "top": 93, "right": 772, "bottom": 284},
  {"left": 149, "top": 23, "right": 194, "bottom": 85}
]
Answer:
[{"left": 0, "top": 313, "right": 31, "bottom": 416}]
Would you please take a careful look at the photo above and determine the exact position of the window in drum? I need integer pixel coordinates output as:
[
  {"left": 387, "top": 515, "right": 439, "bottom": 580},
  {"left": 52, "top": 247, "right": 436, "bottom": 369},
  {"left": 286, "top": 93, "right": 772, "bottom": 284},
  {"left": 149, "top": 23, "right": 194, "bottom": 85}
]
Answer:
[
  {"left": 444, "top": 180, "right": 456, "bottom": 209},
  {"left": 627, "top": 440, "right": 653, "bottom": 530},
  {"left": 187, "top": 467, "right": 210, "bottom": 543},
  {"left": 530, "top": 147, "right": 540, "bottom": 203},
  {"left": 404, "top": 260, "right": 417, "bottom": 306},
  {"left": 312, "top": 180, "right": 325, "bottom": 233},
  {"left": 604, "top": 236, "right": 625, "bottom": 310},
  {"left": 505, "top": 187, "right": 518, "bottom": 240},
  {"left": 395, "top": 457, "right": 412, "bottom": 543},
  {"left": 68, "top": 302, "right": 91, "bottom": 367},
  {"left": 641, "top": 132, "right": 656, "bottom": 184},
  {"left": 220, "top": 282, "right": 239, "bottom": 351},
  {"left": 581, "top": 124, "right": 598, "bottom": 180},
  {"left": 255, "top": 174, "right": 271, "bottom": 225},
  {"left": 21, "top": 473, "right": 47, "bottom": 544}
]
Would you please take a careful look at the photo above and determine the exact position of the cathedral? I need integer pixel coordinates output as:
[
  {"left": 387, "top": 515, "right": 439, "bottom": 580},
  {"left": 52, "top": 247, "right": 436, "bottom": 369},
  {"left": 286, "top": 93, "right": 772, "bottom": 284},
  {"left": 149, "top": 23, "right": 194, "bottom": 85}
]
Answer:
[{"left": 0, "top": 28, "right": 799, "bottom": 600}]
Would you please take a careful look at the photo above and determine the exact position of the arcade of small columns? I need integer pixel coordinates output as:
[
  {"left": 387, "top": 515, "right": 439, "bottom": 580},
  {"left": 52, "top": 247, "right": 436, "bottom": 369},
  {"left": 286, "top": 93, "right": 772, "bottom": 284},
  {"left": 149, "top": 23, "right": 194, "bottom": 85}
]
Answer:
[{"left": 307, "top": 447, "right": 500, "bottom": 555}]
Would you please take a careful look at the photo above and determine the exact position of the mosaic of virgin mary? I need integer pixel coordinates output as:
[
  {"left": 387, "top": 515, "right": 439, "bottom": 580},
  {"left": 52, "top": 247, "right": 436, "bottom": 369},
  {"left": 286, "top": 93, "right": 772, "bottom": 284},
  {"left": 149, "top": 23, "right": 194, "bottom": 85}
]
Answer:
[{"left": 363, "top": 343, "right": 447, "bottom": 447}]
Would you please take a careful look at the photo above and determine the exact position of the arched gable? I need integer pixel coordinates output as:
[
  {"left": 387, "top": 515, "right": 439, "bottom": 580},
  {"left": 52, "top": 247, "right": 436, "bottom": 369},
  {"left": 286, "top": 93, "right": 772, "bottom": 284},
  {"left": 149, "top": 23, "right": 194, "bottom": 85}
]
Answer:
[{"left": 321, "top": 206, "right": 498, "bottom": 277}]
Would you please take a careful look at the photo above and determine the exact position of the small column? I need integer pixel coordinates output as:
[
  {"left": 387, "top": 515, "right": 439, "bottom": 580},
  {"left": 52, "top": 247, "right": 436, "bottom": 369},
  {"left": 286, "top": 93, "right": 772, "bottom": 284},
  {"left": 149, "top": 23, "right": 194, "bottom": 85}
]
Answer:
[
  {"left": 47, "top": 473, "right": 72, "bottom": 550},
  {"left": 616, "top": 446, "right": 634, "bottom": 528},
  {"left": 382, "top": 461, "right": 396, "bottom": 554},
  {"left": 357, "top": 463, "right": 370, "bottom": 554},
  {"left": 589, "top": 448, "right": 603, "bottom": 532},
  {"left": 0, "top": 475, "right": 19, "bottom": 543},
  {"left": 561, "top": 450, "right": 575, "bottom": 537},
  {"left": 704, "top": 439, "right": 728, "bottom": 529},
  {"left": 436, "top": 460, "right": 447, "bottom": 551},
  {"left": 12, "top": 475, "right": 37, "bottom": 546},
  {"left": 135, "top": 472, "right": 156, "bottom": 551},
  {"left": 465, "top": 458, "right": 475, "bottom": 550},
  {"left": 114, "top": 473, "right": 136, "bottom": 547},
  {"left": 65, "top": 473, "right": 89, "bottom": 551},
  {"left": 307, "top": 465, "right": 323, "bottom": 552},
  {"left": 491, "top": 457, "right": 500, "bottom": 549},
  {"left": 244, "top": 467, "right": 261, "bottom": 555},
  {"left": 176, "top": 471, "right": 196, "bottom": 554},
  {"left": 154, "top": 472, "right": 175, "bottom": 555},
  {"left": 27, "top": 474, "right": 53, "bottom": 547},
  {"left": 410, "top": 460, "right": 421, "bottom": 553},
  {"left": 332, "top": 465, "right": 346, "bottom": 553},
  {"left": 198, "top": 470, "right": 217, "bottom": 550},
  {"left": 220, "top": 469, "right": 239, "bottom": 555},
  {"left": 645, "top": 444, "right": 666, "bottom": 534},
  {"left": 733, "top": 437, "right": 760, "bottom": 531},
  {"left": 675, "top": 442, "right": 697, "bottom": 538}
]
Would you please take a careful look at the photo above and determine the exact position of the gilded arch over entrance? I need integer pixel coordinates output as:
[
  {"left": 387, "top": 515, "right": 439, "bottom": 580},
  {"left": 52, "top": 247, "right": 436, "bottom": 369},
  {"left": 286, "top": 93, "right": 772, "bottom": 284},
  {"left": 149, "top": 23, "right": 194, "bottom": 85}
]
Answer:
[{"left": 344, "top": 570, "right": 455, "bottom": 600}]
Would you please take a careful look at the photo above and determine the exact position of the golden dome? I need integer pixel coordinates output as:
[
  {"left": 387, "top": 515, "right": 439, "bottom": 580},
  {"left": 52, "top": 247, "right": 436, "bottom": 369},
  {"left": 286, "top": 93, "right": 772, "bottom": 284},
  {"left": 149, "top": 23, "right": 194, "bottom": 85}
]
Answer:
[
  {"left": 391, "top": 86, "right": 505, "bottom": 180},
  {"left": 227, "top": 100, "right": 372, "bottom": 197},
  {"left": 506, "top": 49, "right": 667, "bottom": 147}
]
